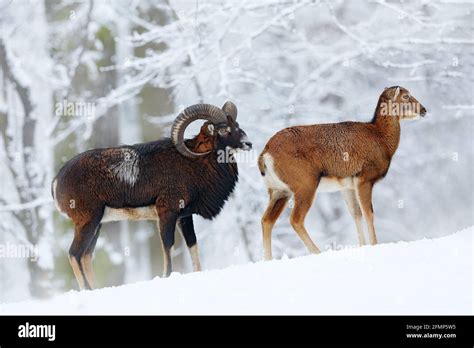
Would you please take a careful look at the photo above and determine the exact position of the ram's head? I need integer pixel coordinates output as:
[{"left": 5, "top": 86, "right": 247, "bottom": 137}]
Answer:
[{"left": 171, "top": 102, "right": 252, "bottom": 158}]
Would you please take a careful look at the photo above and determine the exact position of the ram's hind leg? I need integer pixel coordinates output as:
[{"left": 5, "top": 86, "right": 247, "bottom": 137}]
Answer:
[
  {"left": 69, "top": 215, "right": 102, "bottom": 290},
  {"left": 156, "top": 206, "right": 178, "bottom": 278},
  {"left": 80, "top": 223, "right": 102, "bottom": 289},
  {"left": 289, "top": 183, "right": 320, "bottom": 255},
  {"left": 261, "top": 189, "right": 289, "bottom": 260}
]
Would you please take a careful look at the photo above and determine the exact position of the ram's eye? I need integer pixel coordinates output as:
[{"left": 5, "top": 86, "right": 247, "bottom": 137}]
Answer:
[
  {"left": 218, "top": 128, "right": 229, "bottom": 135},
  {"left": 403, "top": 95, "right": 409, "bottom": 100}
]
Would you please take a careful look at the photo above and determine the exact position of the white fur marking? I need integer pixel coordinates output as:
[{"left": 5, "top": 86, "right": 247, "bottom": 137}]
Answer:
[
  {"left": 240, "top": 135, "right": 251, "bottom": 150},
  {"left": 109, "top": 149, "right": 139, "bottom": 185},
  {"left": 318, "top": 177, "right": 355, "bottom": 193},
  {"left": 52, "top": 178, "right": 68, "bottom": 218},
  {"left": 176, "top": 217, "right": 202, "bottom": 272},
  {"left": 393, "top": 86, "right": 400, "bottom": 100},
  {"left": 207, "top": 124, "right": 215, "bottom": 135},
  {"left": 101, "top": 205, "right": 158, "bottom": 223},
  {"left": 189, "top": 244, "right": 202, "bottom": 272},
  {"left": 52, "top": 179, "right": 60, "bottom": 212},
  {"left": 262, "top": 153, "right": 291, "bottom": 193}
]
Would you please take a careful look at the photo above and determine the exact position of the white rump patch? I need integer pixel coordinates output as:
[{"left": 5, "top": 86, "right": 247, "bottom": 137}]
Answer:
[
  {"left": 262, "top": 153, "right": 291, "bottom": 193},
  {"left": 109, "top": 148, "right": 139, "bottom": 185}
]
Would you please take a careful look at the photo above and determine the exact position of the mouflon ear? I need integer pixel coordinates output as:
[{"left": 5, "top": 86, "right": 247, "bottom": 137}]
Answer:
[
  {"left": 226, "top": 114, "right": 237, "bottom": 126},
  {"left": 222, "top": 101, "right": 237, "bottom": 121},
  {"left": 392, "top": 86, "right": 400, "bottom": 100}
]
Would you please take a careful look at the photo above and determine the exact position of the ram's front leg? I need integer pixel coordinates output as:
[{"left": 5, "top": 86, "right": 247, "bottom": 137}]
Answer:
[
  {"left": 156, "top": 206, "right": 178, "bottom": 277},
  {"left": 179, "top": 215, "right": 202, "bottom": 272}
]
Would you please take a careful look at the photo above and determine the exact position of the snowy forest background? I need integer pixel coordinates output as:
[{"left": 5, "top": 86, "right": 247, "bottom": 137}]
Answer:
[{"left": 0, "top": 0, "right": 472, "bottom": 302}]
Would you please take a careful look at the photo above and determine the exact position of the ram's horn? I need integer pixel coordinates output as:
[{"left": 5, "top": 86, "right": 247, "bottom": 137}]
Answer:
[{"left": 171, "top": 104, "right": 227, "bottom": 158}]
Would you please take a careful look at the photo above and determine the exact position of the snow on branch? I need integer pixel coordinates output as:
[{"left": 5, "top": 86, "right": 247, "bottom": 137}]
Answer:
[{"left": 0, "top": 197, "right": 53, "bottom": 213}]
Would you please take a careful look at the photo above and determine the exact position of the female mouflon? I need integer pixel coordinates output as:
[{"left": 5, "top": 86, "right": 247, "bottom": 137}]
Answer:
[
  {"left": 258, "top": 86, "right": 426, "bottom": 260},
  {"left": 53, "top": 102, "right": 252, "bottom": 290}
]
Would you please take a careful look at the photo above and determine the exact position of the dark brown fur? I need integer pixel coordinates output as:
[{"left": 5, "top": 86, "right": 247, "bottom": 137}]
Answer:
[{"left": 54, "top": 117, "right": 250, "bottom": 289}]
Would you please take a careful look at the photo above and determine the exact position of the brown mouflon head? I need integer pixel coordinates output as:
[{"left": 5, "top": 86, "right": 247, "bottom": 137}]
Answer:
[{"left": 381, "top": 86, "right": 427, "bottom": 120}]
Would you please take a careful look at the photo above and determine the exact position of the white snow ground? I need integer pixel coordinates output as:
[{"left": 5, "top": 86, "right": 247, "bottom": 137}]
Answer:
[{"left": 1, "top": 227, "right": 472, "bottom": 315}]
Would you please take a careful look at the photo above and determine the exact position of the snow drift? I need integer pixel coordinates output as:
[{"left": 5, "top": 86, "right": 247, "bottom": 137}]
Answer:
[{"left": 1, "top": 227, "right": 472, "bottom": 315}]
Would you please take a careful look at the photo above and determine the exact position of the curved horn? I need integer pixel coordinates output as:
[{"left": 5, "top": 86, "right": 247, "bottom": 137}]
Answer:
[
  {"left": 171, "top": 104, "right": 227, "bottom": 158},
  {"left": 222, "top": 101, "right": 237, "bottom": 121}
]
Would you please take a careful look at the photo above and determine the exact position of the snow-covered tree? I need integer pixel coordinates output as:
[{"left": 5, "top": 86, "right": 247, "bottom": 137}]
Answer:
[{"left": 0, "top": 0, "right": 55, "bottom": 298}]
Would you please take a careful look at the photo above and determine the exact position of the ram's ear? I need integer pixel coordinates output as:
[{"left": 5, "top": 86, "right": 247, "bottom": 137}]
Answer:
[
  {"left": 392, "top": 86, "right": 400, "bottom": 100},
  {"left": 206, "top": 124, "right": 215, "bottom": 136}
]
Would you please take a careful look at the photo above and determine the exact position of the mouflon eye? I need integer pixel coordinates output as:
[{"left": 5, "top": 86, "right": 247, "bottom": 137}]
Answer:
[{"left": 218, "top": 127, "right": 230, "bottom": 135}]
